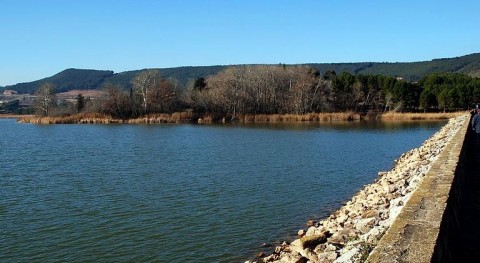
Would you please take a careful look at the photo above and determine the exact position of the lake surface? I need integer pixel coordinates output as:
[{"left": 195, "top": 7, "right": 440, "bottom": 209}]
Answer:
[{"left": 0, "top": 119, "right": 445, "bottom": 262}]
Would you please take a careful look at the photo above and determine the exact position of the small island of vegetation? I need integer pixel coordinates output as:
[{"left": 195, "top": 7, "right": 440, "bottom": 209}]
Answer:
[{"left": 3, "top": 63, "right": 479, "bottom": 124}]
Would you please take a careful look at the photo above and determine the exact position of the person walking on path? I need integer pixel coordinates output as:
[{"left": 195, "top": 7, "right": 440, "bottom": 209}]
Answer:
[{"left": 471, "top": 109, "right": 480, "bottom": 147}]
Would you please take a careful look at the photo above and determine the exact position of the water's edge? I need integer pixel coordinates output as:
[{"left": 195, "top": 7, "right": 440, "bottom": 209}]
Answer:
[
  {"left": 0, "top": 118, "right": 448, "bottom": 263},
  {"left": 250, "top": 115, "right": 467, "bottom": 263}
]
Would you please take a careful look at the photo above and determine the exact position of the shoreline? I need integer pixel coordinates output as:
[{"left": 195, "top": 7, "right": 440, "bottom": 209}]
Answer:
[
  {"left": 0, "top": 114, "right": 35, "bottom": 119},
  {"left": 248, "top": 114, "right": 467, "bottom": 263},
  {"left": 13, "top": 112, "right": 465, "bottom": 125}
]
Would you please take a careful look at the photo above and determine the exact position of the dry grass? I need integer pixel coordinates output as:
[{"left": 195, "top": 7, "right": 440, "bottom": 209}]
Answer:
[
  {"left": 18, "top": 112, "right": 110, "bottom": 124},
  {"left": 0, "top": 114, "right": 35, "bottom": 119},
  {"left": 197, "top": 113, "right": 228, "bottom": 124},
  {"left": 17, "top": 111, "right": 467, "bottom": 124},
  {"left": 239, "top": 112, "right": 361, "bottom": 123},
  {"left": 380, "top": 111, "right": 466, "bottom": 121},
  {"left": 18, "top": 112, "right": 195, "bottom": 124},
  {"left": 56, "top": 90, "right": 105, "bottom": 99},
  {"left": 126, "top": 112, "right": 194, "bottom": 124}
]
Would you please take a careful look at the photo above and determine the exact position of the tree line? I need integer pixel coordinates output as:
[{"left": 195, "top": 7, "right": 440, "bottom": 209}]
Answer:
[{"left": 33, "top": 66, "right": 480, "bottom": 118}]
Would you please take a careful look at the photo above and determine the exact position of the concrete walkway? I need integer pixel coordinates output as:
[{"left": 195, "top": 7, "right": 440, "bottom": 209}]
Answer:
[{"left": 450, "top": 128, "right": 480, "bottom": 262}]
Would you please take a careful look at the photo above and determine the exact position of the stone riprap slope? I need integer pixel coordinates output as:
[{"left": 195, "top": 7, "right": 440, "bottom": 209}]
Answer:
[{"left": 249, "top": 115, "right": 468, "bottom": 263}]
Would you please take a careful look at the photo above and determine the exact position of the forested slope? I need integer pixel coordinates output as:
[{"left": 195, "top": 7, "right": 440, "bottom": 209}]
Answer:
[{"left": 4, "top": 53, "right": 480, "bottom": 94}]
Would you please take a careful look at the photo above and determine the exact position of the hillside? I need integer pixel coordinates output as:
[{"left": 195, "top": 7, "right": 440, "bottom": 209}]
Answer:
[
  {"left": 7, "top": 69, "right": 114, "bottom": 94},
  {"left": 4, "top": 53, "right": 480, "bottom": 94},
  {"left": 103, "top": 65, "right": 225, "bottom": 90}
]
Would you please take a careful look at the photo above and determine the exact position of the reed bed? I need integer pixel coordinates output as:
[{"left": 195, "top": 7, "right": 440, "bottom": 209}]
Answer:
[
  {"left": 380, "top": 111, "right": 466, "bottom": 121},
  {"left": 125, "top": 112, "right": 195, "bottom": 124},
  {"left": 16, "top": 111, "right": 467, "bottom": 124},
  {"left": 239, "top": 112, "right": 361, "bottom": 123},
  {"left": 18, "top": 112, "right": 195, "bottom": 124},
  {"left": 0, "top": 114, "right": 35, "bottom": 119}
]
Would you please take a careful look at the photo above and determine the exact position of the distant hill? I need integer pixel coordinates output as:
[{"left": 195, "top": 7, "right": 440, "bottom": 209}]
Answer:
[
  {"left": 103, "top": 65, "right": 225, "bottom": 90},
  {"left": 6, "top": 69, "right": 114, "bottom": 94},
  {"left": 5, "top": 66, "right": 226, "bottom": 94},
  {"left": 4, "top": 53, "right": 480, "bottom": 94}
]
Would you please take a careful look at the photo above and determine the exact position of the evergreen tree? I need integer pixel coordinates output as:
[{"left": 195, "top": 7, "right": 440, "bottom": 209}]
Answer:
[{"left": 77, "top": 93, "right": 85, "bottom": 113}]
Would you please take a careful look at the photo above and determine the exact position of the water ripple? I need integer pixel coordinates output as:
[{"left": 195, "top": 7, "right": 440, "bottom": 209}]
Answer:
[{"left": 0, "top": 120, "right": 445, "bottom": 262}]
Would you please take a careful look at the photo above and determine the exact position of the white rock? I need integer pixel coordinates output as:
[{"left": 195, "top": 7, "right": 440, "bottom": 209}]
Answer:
[
  {"left": 325, "top": 244, "right": 337, "bottom": 252},
  {"left": 355, "top": 218, "right": 376, "bottom": 234},
  {"left": 318, "top": 252, "right": 338, "bottom": 262},
  {"left": 298, "top": 229, "right": 306, "bottom": 237},
  {"left": 334, "top": 247, "right": 359, "bottom": 263}
]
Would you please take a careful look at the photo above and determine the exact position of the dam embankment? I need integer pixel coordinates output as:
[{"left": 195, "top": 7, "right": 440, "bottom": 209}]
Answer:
[
  {"left": 444, "top": 115, "right": 480, "bottom": 261},
  {"left": 252, "top": 115, "right": 470, "bottom": 263},
  {"left": 368, "top": 113, "right": 480, "bottom": 262},
  {"left": 367, "top": 114, "right": 472, "bottom": 262}
]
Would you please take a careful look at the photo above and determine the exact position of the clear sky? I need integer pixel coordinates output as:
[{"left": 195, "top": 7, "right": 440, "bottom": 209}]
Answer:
[{"left": 1, "top": 0, "right": 479, "bottom": 86}]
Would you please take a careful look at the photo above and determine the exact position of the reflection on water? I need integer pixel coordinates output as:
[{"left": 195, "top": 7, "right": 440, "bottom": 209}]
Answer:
[{"left": 228, "top": 120, "right": 447, "bottom": 131}]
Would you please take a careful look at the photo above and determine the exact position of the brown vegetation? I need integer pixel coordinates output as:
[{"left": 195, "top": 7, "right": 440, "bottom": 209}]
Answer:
[
  {"left": 0, "top": 114, "right": 35, "bottom": 119},
  {"left": 380, "top": 111, "right": 466, "bottom": 120},
  {"left": 57, "top": 89, "right": 105, "bottom": 99},
  {"left": 238, "top": 112, "right": 361, "bottom": 123},
  {"left": 16, "top": 111, "right": 465, "bottom": 125},
  {"left": 18, "top": 112, "right": 194, "bottom": 124}
]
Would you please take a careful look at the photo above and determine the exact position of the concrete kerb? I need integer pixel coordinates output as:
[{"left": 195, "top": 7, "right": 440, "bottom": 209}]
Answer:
[{"left": 366, "top": 116, "right": 470, "bottom": 263}]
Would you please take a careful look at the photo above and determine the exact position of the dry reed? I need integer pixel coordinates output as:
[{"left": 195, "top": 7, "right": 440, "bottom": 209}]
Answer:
[
  {"left": 239, "top": 112, "right": 361, "bottom": 123},
  {"left": 16, "top": 111, "right": 467, "bottom": 124},
  {"left": 0, "top": 114, "right": 35, "bottom": 119},
  {"left": 18, "top": 112, "right": 195, "bottom": 124},
  {"left": 380, "top": 111, "right": 466, "bottom": 121}
]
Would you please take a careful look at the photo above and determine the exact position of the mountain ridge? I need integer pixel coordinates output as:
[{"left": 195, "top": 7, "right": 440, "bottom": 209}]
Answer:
[{"left": 4, "top": 53, "right": 480, "bottom": 94}]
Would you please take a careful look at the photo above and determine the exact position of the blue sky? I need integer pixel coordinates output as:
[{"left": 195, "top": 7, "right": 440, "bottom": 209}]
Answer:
[{"left": 1, "top": 0, "right": 479, "bottom": 86}]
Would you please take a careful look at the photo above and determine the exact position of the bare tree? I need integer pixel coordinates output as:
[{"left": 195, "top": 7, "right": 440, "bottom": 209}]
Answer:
[
  {"left": 34, "top": 83, "right": 57, "bottom": 116},
  {"left": 199, "top": 65, "right": 328, "bottom": 115},
  {"left": 132, "top": 69, "right": 161, "bottom": 114},
  {"left": 102, "top": 84, "right": 135, "bottom": 119},
  {"left": 131, "top": 69, "right": 178, "bottom": 114}
]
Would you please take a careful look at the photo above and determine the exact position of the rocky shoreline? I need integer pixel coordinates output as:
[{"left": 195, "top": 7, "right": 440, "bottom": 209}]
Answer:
[{"left": 248, "top": 115, "right": 468, "bottom": 263}]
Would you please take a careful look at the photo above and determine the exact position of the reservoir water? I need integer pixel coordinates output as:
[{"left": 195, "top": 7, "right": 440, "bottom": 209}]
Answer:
[{"left": 0, "top": 119, "right": 445, "bottom": 262}]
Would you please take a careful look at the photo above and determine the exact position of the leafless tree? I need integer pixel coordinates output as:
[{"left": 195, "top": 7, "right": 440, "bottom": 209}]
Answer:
[
  {"left": 132, "top": 69, "right": 178, "bottom": 114},
  {"left": 34, "top": 82, "right": 57, "bottom": 116},
  {"left": 132, "top": 69, "right": 161, "bottom": 114},
  {"left": 195, "top": 65, "right": 327, "bottom": 116}
]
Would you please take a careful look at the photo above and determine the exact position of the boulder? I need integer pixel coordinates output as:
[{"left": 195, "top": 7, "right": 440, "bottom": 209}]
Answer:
[
  {"left": 336, "top": 213, "right": 348, "bottom": 224},
  {"left": 324, "top": 244, "right": 337, "bottom": 252},
  {"left": 306, "top": 226, "right": 324, "bottom": 236},
  {"left": 317, "top": 251, "right": 338, "bottom": 262},
  {"left": 335, "top": 247, "right": 359, "bottom": 263},
  {"left": 355, "top": 217, "right": 376, "bottom": 234},
  {"left": 297, "top": 229, "right": 306, "bottom": 237},
  {"left": 361, "top": 209, "right": 378, "bottom": 219},
  {"left": 274, "top": 246, "right": 282, "bottom": 254},
  {"left": 275, "top": 253, "right": 304, "bottom": 263},
  {"left": 328, "top": 231, "right": 347, "bottom": 246},
  {"left": 365, "top": 227, "right": 382, "bottom": 243},
  {"left": 314, "top": 243, "right": 327, "bottom": 254},
  {"left": 262, "top": 254, "right": 278, "bottom": 262},
  {"left": 294, "top": 257, "right": 308, "bottom": 263},
  {"left": 300, "top": 231, "right": 331, "bottom": 249},
  {"left": 378, "top": 171, "right": 388, "bottom": 177},
  {"left": 289, "top": 239, "right": 303, "bottom": 254}
]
